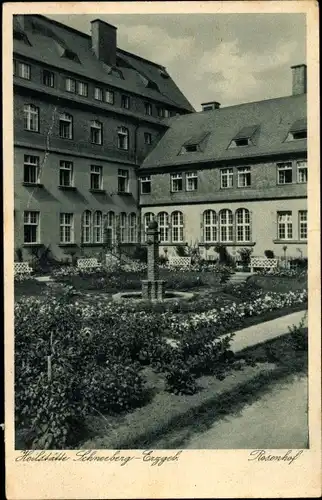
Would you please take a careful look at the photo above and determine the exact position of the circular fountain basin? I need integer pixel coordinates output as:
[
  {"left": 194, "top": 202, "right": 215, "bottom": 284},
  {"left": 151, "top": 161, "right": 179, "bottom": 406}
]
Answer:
[{"left": 112, "top": 290, "right": 194, "bottom": 302}]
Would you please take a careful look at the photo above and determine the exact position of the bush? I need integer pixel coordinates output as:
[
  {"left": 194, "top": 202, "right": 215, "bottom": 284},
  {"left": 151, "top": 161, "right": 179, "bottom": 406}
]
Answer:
[
  {"left": 132, "top": 245, "right": 147, "bottom": 262},
  {"left": 165, "top": 359, "right": 197, "bottom": 395},
  {"left": 214, "top": 244, "right": 235, "bottom": 267},
  {"left": 237, "top": 247, "right": 253, "bottom": 269},
  {"left": 264, "top": 250, "right": 275, "bottom": 258}
]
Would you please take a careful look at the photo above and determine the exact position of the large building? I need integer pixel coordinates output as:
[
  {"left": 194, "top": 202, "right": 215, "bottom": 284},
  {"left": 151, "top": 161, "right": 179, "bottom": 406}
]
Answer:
[
  {"left": 139, "top": 65, "right": 307, "bottom": 261},
  {"left": 13, "top": 14, "right": 194, "bottom": 261}
]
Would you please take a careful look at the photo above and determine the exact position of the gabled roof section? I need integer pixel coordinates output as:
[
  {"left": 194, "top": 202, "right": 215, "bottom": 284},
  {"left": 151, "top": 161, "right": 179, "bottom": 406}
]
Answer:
[
  {"left": 183, "top": 131, "right": 210, "bottom": 147},
  {"left": 13, "top": 14, "right": 195, "bottom": 113},
  {"left": 233, "top": 125, "right": 258, "bottom": 140},
  {"left": 141, "top": 94, "right": 307, "bottom": 169}
]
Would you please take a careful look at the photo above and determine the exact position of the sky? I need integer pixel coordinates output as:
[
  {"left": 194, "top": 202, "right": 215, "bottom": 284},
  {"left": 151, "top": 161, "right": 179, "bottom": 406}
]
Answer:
[{"left": 48, "top": 13, "right": 306, "bottom": 111}]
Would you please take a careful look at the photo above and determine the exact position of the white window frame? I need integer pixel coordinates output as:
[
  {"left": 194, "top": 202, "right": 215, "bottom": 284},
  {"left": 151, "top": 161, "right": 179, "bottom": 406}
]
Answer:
[
  {"left": 59, "top": 161, "right": 74, "bottom": 187},
  {"left": 93, "top": 211, "right": 103, "bottom": 243},
  {"left": 60, "top": 213, "right": 74, "bottom": 244},
  {"left": 23, "top": 211, "right": 40, "bottom": 243},
  {"left": 203, "top": 210, "right": 217, "bottom": 243},
  {"left": 171, "top": 173, "right": 183, "bottom": 192},
  {"left": 236, "top": 208, "right": 251, "bottom": 242},
  {"left": 237, "top": 166, "right": 251, "bottom": 187},
  {"left": 43, "top": 69, "right": 54, "bottom": 87},
  {"left": 105, "top": 89, "right": 114, "bottom": 104},
  {"left": 277, "top": 162, "right": 293, "bottom": 184},
  {"left": 118, "top": 169, "right": 129, "bottom": 193},
  {"left": 23, "top": 155, "right": 40, "bottom": 184},
  {"left": 145, "top": 102, "right": 152, "bottom": 116},
  {"left": 90, "top": 120, "right": 103, "bottom": 145},
  {"left": 297, "top": 160, "right": 307, "bottom": 183},
  {"left": 90, "top": 165, "right": 103, "bottom": 190},
  {"left": 117, "top": 127, "right": 129, "bottom": 150},
  {"left": 158, "top": 212, "right": 170, "bottom": 243},
  {"left": 65, "top": 77, "right": 76, "bottom": 93},
  {"left": 277, "top": 212, "right": 293, "bottom": 240},
  {"left": 121, "top": 95, "right": 130, "bottom": 109},
  {"left": 23, "top": 104, "right": 39, "bottom": 132},
  {"left": 299, "top": 210, "right": 307, "bottom": 240},
  {"left": 220, "top": 168, "right": 234, "bottom": 188},
  {"left": 128, "top": 213, "right": 137, "bottom": 243},
  {"left": 94, "top": 87, "right": 103, "bottom": 101},
  {"left": 140, "top": 176, "right": 151, "bottom": 194},
  {"left": 219, "top": 209, "right": 234, "bottom": 242},
  {"left": 17, "top": 62, "right": 31, "bottom": 79},
  {"left": 76, "top": 81, "right": 88, "bottom": 97},
  {"left": 186, "top": 171, "right": 198, "bottom": 191},
  {"left": 119, "top": 212, "right": 127, "bottom": 243},
  {"left": 171, "top": 211, "right": 184, "bottom": 243},
  {"left": 104, "top": 211, "right": 115, "bottom": 247},
  {"left": 82, "top": 210, "right": 92, "bottom": 244},
  {"left": 59, "top": 113, "right": 73, "bottom": 139}
]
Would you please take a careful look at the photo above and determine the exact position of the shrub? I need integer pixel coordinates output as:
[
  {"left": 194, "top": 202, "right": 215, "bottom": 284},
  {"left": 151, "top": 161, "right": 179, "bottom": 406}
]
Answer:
[
  {"left": 132, "top": 245, "right": 147, "bottom": 262},
  {"left": 175, "top": 245, "right": 188, "bottom": 257},
  {"left": 214, "top": 244, "right": 235, "bottom": 267},
  {"left": 165, "top": 359, "right": 197, "bottom": 395},
  {"left": 264, "top": 250, "right": 275, "bottom": 258},
  {"left": 237, "top": 247, "right": 253, "bottom": 268}
]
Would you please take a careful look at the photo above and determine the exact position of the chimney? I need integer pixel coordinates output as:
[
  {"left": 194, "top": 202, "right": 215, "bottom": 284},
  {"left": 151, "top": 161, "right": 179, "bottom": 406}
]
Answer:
[
  {"left": 91, "top": 19, "right": 117, "bottom": 67},
  {"left": 201, "top": 101, "right": 221, "bottom": 112},
  {"left": 291, "top": 64, "right": 307, "bottom": 95}
]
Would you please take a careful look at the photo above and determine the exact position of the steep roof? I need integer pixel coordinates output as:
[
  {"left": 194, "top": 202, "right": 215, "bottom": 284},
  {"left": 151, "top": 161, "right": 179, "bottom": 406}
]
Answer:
[
  {"left": 13, "top": 15, "right": 195, "bottom": 113},
  {"left": 141, "top": 94, "right": 307, "bottom": 169}
]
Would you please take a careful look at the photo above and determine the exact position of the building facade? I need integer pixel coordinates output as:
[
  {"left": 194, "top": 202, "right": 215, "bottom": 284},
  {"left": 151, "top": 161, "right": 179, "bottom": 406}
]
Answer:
[
  {"left": 139, "top": 65, "right": 307, "bottom": 260},
  {"left": 13, "top": 15, "right": 194, "bottom": 261}
]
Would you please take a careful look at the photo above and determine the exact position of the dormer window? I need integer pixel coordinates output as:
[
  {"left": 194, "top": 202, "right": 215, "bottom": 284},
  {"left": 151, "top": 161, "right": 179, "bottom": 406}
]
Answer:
[
  {"left": 179, "top": 131, "right": 210, "bottom": 155},
  {"left": 13, "top": 29, "right": 31, "bottom": 45},
  {"left": 229, "top": 125, "right": 258, "bottom": 148},
  {"left": 62, "top": 49, "right": 80, "bottom": 63},
  {"left": 285, "top": 118, "right": 307, "bottom": 141}
]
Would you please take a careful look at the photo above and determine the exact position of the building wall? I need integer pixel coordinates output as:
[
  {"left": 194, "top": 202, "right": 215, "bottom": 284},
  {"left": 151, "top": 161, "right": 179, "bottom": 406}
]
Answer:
[
  {"left": 141, "top": 198, "right": 308, "bottom": 259},
  {"left": 139, "top": 157, "right": 307, "bottom": 206}
]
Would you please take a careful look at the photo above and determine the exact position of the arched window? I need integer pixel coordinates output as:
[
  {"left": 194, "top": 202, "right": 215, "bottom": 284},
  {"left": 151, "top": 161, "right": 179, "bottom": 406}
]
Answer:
[
  {"left": 82, "top": 210, "right": 92, "bottom": 244},
  {"left": 93, "top": 211, "right": 103, "bottom": 243},
  {"left": 171, "top": 211, "right": 184, "bottom": 243},
  {"left": 203, "top": 210, "right": 217, "bottom": 243},
  {"left": 119, "top": 212, "right": 127, "bottom": 243},
  {"left": 143, "top": 212, "right": 154, "bottom": 242},
  {"left": 104, "top": 211, "right": 115, "bottom": 248},
  {"left": 157, "top": 212, "right": 169, "bottom": 243},
  {"left": 236, "top": 208, "right": 251, "bottom": 242},
  {"left": 128, "top": 213, "right": 137, "bottom": 243},
  {"left": 219, "top": 209, "right": 233, "bottom": 242}
]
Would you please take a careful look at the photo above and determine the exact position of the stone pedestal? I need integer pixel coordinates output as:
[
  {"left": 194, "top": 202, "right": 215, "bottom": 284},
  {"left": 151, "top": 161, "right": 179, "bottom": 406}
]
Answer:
[{"left": 141, "top": 220, "right": 165, "bottom": 301}]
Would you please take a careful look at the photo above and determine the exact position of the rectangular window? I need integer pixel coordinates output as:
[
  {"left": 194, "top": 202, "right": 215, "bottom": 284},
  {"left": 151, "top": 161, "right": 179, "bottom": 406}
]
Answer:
[
  {"left": 105, "top": 90, "right": 114, "bottom": 104},
  {"left": 220, "top": 168, "right": 233, "bottom": 188},
  {"left": 164, "top": 109, "right": 170, "bottom": 118},
  {"left": 145, "top": 102, "right": 152, "bottom": 115},
  {"left": 59, "top": 113, "right": 73, "bottom": 139},
  {"left": 171, "top": 173, "right": 183, "bottom": 192},
  {"left": 59, "top": 161, "right": 73, "bottom": 187},
  {"left": 65, "top": 77, "right": 76, "bottom": 93},
  {"left": 118, "top": 169, "right": 129, "bottom": 193},
  {"left": 277, "top": 162, "right": 293, "bottom": 184},
  {"left": 90, "top": 165, "right": 102, "bottom": 190},
  {"left": 77, "top": 81, "right": 88, "bottom": 97},
  {"left": 60, "top": 213, "right": 74, "bottom": 243},
  {"left": 121, "top": 95, "right": 130, "bottom": 109},
  {"left": 186, "top": 172, "right": 198, "bottom": 191},
  {"left": 94, "top": 87, "right": 103, "bottom": 101},
  {"left": 157, "top": 107, "right": 165, "bottom": 118},
  {"left": 140, "top": 176, "right": 151, "bottom": 194},
  {"left": 144, "top": 132, "right": 152, "bottom": 145},
  {"left": 17, "top": 62, "right": 31, "bottom": 80},
  {"left": 297, "top": 160, "right": 307, "bottom": 183},
  {"left": 23, "top": 104, "right": 39, "bottom": 132},
  {"left": 237, "top": 166, "right": 251, "bottom": 187},
  {"left": 90, "top": 121, "right": 102, "bottom": 145},
  {"left": 23, "top": 211, "right": 39, "bottom": 243},
  {"left": 43, "top": 70, "right": 55, "bottom": 87},
  {"left": 117, "top": 127, "right": 129, "bottom": 150},
  {"left": 277, "top": 211, "right": 293, "bottom": 240},
  {"left": 299, "top": 210, "right": 307, "bottom": 240},
  {"left": 23, "top": 155, "right": 40, "bottom": 184}
]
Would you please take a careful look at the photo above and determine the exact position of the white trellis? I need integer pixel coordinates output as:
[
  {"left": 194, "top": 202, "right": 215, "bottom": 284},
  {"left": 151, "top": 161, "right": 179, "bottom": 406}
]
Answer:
[
  {"left": 77, "top": 257, "right": 100, "bottom": 270},
  {"left": 168, "top": 256, "right": 191, "bottom": 268},
  {"left": 14, "top": 262, "right": 33, "bottom": 275},
  {"left": 250, "top": 256, "right": 278, "bottom": 273}
]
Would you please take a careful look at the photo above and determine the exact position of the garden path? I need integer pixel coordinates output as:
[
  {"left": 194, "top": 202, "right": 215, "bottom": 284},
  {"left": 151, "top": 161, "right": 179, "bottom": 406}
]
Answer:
[{"left": 230, "top": 310, "right": 308, "bottom": 353}]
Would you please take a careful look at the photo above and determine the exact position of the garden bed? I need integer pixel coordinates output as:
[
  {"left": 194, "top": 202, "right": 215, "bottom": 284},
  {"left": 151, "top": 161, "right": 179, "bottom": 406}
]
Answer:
[{"left": 248, "top": 274, "right": 307, "bottom": 292}]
